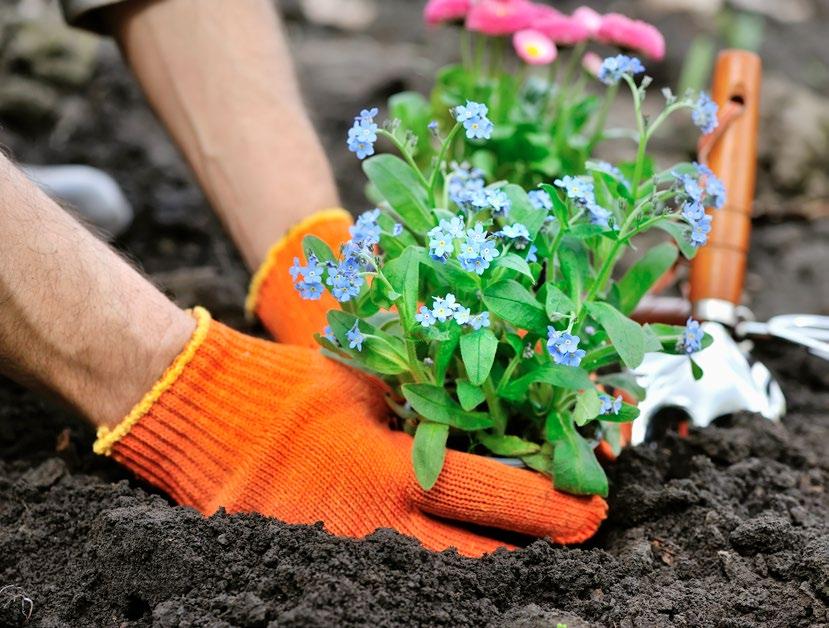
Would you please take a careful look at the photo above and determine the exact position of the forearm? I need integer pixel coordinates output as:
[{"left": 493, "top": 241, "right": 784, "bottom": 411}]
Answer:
[
  {"left": 0, "top": 155, "right": 194, "bottom": 427},
  {"left": 104, "top": 0, "right": 340, "bottom": 270}
]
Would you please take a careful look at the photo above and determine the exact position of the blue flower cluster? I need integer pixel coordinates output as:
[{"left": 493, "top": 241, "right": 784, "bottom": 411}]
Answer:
[
  {"left": 498, "top": 222, "right": 530, "bottom": 249},
  {"left": 598, "top": 54, "right": 646, "bottom": 86},
  {"left": 599, "top": 393, "right": 623, "bottom": 415},
  {"left": 453, "top": 101, "right": 493, "bottom": 140},
  {"left": 554, "top": 175, "right": 612, "bottom": 229},
  {"left": 290, "top": 254, "right": 325, "bottom": 300},
  {"left": 346, "top": 321, "right": 365, "bottom": 352},
  {"left": 678, "top": 317, "right": 704, "bottom": 354},
  {"left": 692, "top": 92, "right": 719, "bottom": 135},
  {"left": 290, "top": 209, "right": 384, "bottom": 303},
  {"left": 347, "top": 108, "right": 379, "bottom": 160},
  {"left": 446, "top": 163, "right": 512, "bottom": 217},
  {"left": 547, "top": 328, "right": 586, "bottom": 367},
  {"left": 673, "top": 163, "right": 726, "bottom": 247},
  {"left": 528, "top": 189, "right": 553, "bottom": 211},
  {"left": 428, "top": 219, "right": 500, "bottom": 275},
  {"left": 416, "top": 293, "right": 490, "bottom": 330}
]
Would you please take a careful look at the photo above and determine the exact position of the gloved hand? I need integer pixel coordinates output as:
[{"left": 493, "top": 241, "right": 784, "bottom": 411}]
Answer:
[
  {"left": 245, "top": 208, "right": 353, "bottom": 347},
  {"left": 95, "top": 307, "right": 607, "bottom": 556}
]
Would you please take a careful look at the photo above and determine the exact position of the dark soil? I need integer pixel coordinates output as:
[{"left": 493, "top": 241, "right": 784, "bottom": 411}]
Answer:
[{"left": 0, "top": 0, "right": 828, "bottom": 626}]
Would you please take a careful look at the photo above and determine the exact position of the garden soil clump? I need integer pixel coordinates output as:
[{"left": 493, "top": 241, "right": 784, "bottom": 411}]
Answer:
[
  {"left": 1, "top": 0, "right": 828, "bottom": 626},
  {"left": 0, "top": 342, "right": 827, "bottom": 626}
]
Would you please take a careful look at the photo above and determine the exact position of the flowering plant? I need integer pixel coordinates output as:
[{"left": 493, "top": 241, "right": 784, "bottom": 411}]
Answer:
[{"left": 291, "top": 2, "right": 720, "bottom": 496}]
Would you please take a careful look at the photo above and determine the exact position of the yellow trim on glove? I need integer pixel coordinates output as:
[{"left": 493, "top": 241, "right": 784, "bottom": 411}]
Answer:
[{"left": 93, "top": 306, "right": 212, "bottom": 456}]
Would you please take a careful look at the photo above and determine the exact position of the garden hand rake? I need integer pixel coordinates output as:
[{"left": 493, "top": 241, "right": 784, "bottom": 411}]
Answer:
[{"left": 630, "top": 50, "right": 829, "bottom": 445}]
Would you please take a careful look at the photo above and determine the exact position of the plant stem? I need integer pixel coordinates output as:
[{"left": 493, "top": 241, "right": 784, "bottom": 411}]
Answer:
[
  {"left": 496, "top": 351, "right": 523, "bottom": 395},
  {"left": 587, "top": 83, "right": 618, "bottom": 152},
  {"left": 483, "top": 377, "right": 508, "bottom": 435},
  {"left": 378, "top": 129, "right": 431, "bottom": 191},
  {"left": 428, "top": 123, "right": 462, "bottom": 207}
]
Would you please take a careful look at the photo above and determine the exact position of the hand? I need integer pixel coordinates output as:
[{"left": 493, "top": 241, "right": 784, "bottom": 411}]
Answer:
[{"left": 96, "top": 308, "right": 607, "bottom": 556}]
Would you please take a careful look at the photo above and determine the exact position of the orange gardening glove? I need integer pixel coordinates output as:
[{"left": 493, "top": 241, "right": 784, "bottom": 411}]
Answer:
[
  {"left": 246, "top": 208, "right": 353, "bottom": 347},
  {"left": 94, "top": 307, "right": 607, "bottom": 557}
]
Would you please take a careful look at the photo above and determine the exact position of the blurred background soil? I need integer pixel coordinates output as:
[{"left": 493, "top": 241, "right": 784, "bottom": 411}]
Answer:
[{"left": 0, "top": 0, "right": 827, "bottom": 625}]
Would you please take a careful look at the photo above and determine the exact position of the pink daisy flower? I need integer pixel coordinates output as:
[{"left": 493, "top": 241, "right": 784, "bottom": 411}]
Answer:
[
  {"left": 597, "top": 13, "right": 666, "bottom": 61},
  {"left": 466, "top": 0, "right": 536, "bottom": 36},
  {"left": 572, "top": 6, "right": 603, "bottom": 37},
  {"left": 424, "top": 0, "right": 471, "bottom": 26},
  {"left": 533, "top": 11, "right": 591, "bottom": 46},
  {"left": 513, "top": 29, "right": 558, "bottom": 65}
]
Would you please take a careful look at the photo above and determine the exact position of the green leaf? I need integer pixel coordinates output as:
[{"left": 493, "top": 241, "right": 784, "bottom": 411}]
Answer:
[
  {"left": 402, "top": 384, "right": 494, "bottom": 430},
  {"left": 483, "top": 280, "right": 548, "bottom": 333},
  {"left": 302, "top": 235, "right": 336, "bottom": 264},
  {"left": 459, "top": 328, "right": 498, "bottom": 386},
  {"left": 434, "top": 324, "right": 461, "bottom": 386},
  {"left": 412, "top": 421, "right": 449, "bottom": 490},
  {"left": 503, "top": 184, "right": 546, "bottom": 238},
  {"left": 363, "top": 155, "right": 434, "bottom": 232},
  {"left": 586, "top": 301, "right": 646, "bottom": 369},
  {"left": 491, "top": 252, "right": 534, "bottom": 280},
  {"left": 597, "top": 372, "right": 646, "bottom": 401},
  {"left": 601, "top": 402, "right": 640, "bottom": 423},
  {"left": 545, "top": 284, "right": 576, "bottom": 319},
  {"left": 691, "top": 358, "right": 704, "bottom": 381},
  {"left": 501, "top": 364, "right": 592, "bottom": 401},
  {"left": 457, "top": 380, "right": 487, "bottom": 411},
  {"left": 541, "top": 183, "right": 569, "bottom": 225},
  {"left": 478, "top": 433, "right": 540, "bottom": 457},
  {"left": 326, "top": 311, "right": 408, "bottom": 375},
  {"left": 388, "top": 91, "right": 432, "bottom": 157},
  {"left": 558, "top": 244, "right": 589, "bottom": 303},
  {"left": 573, "top": 389, "right": 602, "bottom": 426},
  {"left": 546, "top": 412, "right": 608, "bottom": 496},
  {"left": 421, "top": 253, "right": 479, "bottom": 294},
  {"left": 383, "top": 246, "right": 420, "bottom": 321},
  {"left": 617, "top": 242, "right": 678, "bottom": 314},
  {"left": 568, "top": 224, "right": 607, "bottom": 240},
  {"left": 655, "top": 220, "right": 697, "bottom": 260},
  {"left": 641, "top": 324, "right": 665, "bottom": 353}
]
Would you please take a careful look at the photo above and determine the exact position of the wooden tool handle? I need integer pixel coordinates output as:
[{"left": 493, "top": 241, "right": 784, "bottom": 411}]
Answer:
[{"left": 689, "top": 50, "right": 762, "bottom": 324}]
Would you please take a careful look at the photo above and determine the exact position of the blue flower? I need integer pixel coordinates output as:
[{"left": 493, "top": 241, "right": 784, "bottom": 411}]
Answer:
[
  {"left": 392, "top": 223, "right": 403, "bottom": 236},
  {"left": 500, "top": 223, "right": 530, "bottom": 240},
  {"left": 547, "top": 328, "right": 586, "bottom": 367},
  {"left": 526, "top": 244, "right": 538, "bottom": 263},
  {"left": 465, "top": 222, "right": 488, "bottom": 243},
  {"left": 528, "top": 189, "right": 553, "bottom": 211},
  {"left": 554, "top": 175, "right": 594, "bottom": 205},
  {"left": 587, "top": 203, "right": 612, "bottom": 229},
  {"left": 432, "top": 294, "right": 460, "bottom": 322},
  {"left": 416, "top": 306, "right": 436, "bottom": 328},
  {"left": 689, "top": 214, "right": 712, "bottom": 247},
  {"left": 296, "top": 280, "right": 324, "bottom": 300},
  {"left": 439, "top": 216, "right": 466, "bottom": 239},
  {"left": 428, "top": 120, "right": 439, "bottom": 133},
  {"left": 598, "top": 54, "right": 646, "bottom": 86},
  {"left": 453, "top": 306, "right": 471, "bottom": 325},
  {"left": 599, "top": 393, "right": 623, "bottom": 415},
  {"left": 447, "top": 164, "right": 486, "bottom": 210},
  {"left": 347, "top": 107, "right": 379, "bottom": 160},
  {"left": 486, "top": 188, "right": 511, "bottom": 217},
  {"left": 349, "top": 209, "right": 382, "bottom": 247},
  {"left": 323, "top": 325, "right": 338, "bottom": 345},
  {"left": 326, "top": 257, "right": 364, "bottom": 302},
  {"left": 346, "top": 321, "right": 365, "bottom": 351},
  {"left": 678, "top": 317, "right": 704, "bottom": 354},
  {"left": 692, "top": 92, "right": 718, "bottom": 135},
  {"left": 469, "top": 311, "right": 490, "bottom": 330},
  {"left": 694, "top": 162, "right": 726, "bottom": 209},
  {"left": 427, "top": 226, "right": 454, "bottom": 258},
  {"left": 453, "top": 101, "right": 493, "bottom": 140}
]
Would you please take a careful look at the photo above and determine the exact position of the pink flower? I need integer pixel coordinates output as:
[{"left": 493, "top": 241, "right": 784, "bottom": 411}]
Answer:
[
  {"left": 513, "top": 29, "right": 558, "bottom": 65},
  {"left": 597, "top": 13, "right": 666, "bottom": 61},
  {"left": 533, "top": 11, "right": 590, "bottom": 46},
  {"left": 581, "top": 51, "right": 603, "bottom": 77},
  {"left": 572, "top": 6, "right": 603, "bottom": 36},
  {"left": 466, "top": 0, "right": 536, "bottom": 36},
  {"left": 424, "top": 0, "right": 471, "bottom": 26}
]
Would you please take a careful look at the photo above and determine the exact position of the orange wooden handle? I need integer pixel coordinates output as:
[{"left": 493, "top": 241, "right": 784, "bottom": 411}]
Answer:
[{"left": 689, "top": 50, "right": 762, "bottom": 311}]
